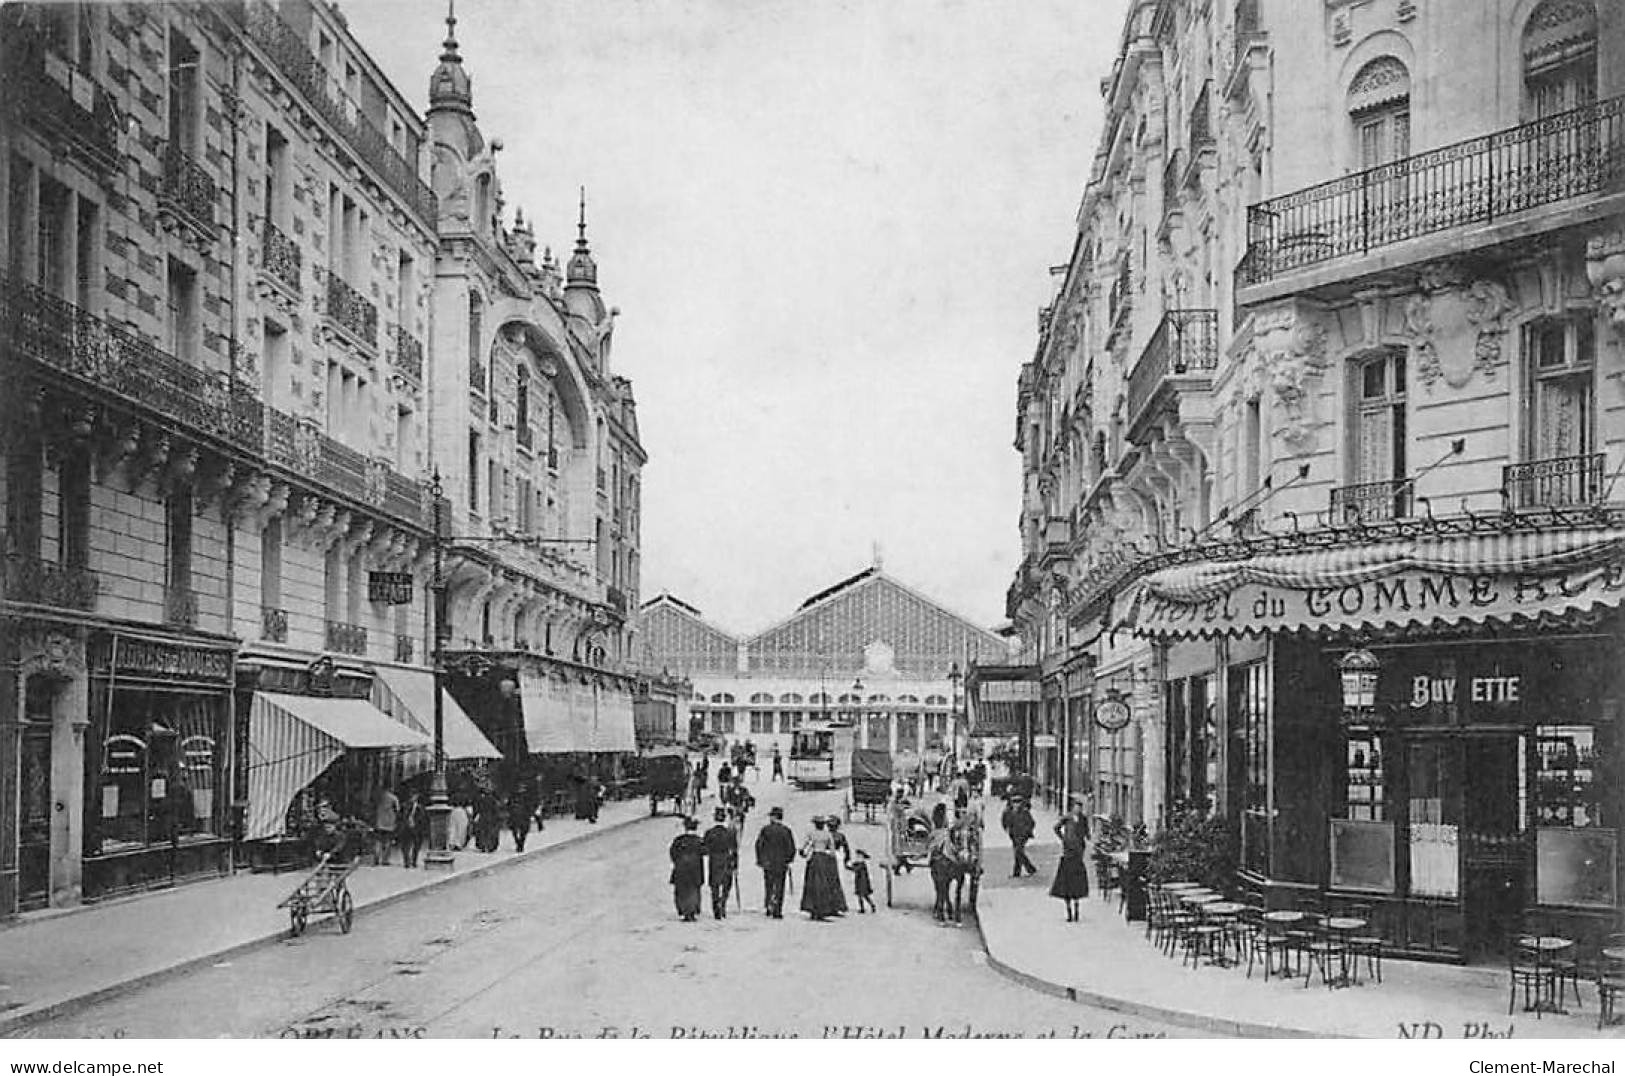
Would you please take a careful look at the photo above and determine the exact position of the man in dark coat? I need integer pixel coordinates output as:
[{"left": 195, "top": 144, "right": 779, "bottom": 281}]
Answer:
[
  {"left": 508, "top": 784, "right": 536, "bottom": 853},
  {"left": 701, "top": 807, "right": 738, "bottom": 919},
  {"left": 1001, "top": 796, "right": 1038, "bottom": 877},
  {"left": 669, "top": 817, "right": 705, "bottom": 922},
  {"left": 754, "top": 805, "right": 796, "bottom": 919}
]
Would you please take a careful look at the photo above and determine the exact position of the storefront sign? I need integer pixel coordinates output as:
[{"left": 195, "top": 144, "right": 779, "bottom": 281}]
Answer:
[
  {"left": 1136, "top": 563, "right": 1625, "bottom": 638},
  {"left": 1095, "top": 698, "right": 1133, "bottom": 731},
  {"left": 980, "top": 680, "right": 1041, "bottom": 702},
  {"left": 1410, "top": 675, "right": 1521, "bottom": 707},
  {"left": 368, "top": 571, "right": 415, "bottom": 605},
  {"left": 1033, "top": 733, "right": 1059, "bottom": 749},
  {"left": 93, "top": 636, "right": 234, "bottom": 683}
]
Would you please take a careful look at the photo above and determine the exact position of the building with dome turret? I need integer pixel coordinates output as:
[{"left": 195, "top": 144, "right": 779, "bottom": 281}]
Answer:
[{"left": 424, "top": 6, "right": 647, "bottom": 763}]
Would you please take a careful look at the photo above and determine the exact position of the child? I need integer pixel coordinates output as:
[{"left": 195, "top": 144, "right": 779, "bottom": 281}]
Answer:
[{"left": 848, "top": 848, "right": 877, "bottom": 913}]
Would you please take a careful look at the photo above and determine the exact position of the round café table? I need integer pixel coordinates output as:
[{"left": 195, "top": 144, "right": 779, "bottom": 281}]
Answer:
[
  {"left": 1261, "top": 910, "right": 1305, "bottom": 977},
  {"left": 1323, "top": 917, "right": 1368, "bottom": 987},
  {"left": 1200, "top": 901, "right": 1246, "bottom": 967},
  {"left": 1518, "top": 936, "right": 1576, "bottom": 1014}
]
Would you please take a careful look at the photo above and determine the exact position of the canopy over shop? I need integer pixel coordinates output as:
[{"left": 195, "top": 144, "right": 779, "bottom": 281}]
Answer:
[{"left": 1122, "top": 525, "right": 1625, "bottom": 960}]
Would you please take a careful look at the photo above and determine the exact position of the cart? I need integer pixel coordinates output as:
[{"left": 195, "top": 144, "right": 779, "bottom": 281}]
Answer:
[
  {"left": 277, "top": 853, "right": 358, "bottom": 937},
  {"left": 882, "top": 798, "right": 938, "bottom": 908},
  {"left": 640, "top": 747, "right": 689, "bottom": 816},
  {"left": 844, "top": 747, "right": 892, "bottom": 824}
]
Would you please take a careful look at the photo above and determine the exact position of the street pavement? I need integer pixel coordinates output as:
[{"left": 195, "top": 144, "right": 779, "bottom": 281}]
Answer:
[{"left": 13, "top": 777, "right": 1195, "bottom": 1040}]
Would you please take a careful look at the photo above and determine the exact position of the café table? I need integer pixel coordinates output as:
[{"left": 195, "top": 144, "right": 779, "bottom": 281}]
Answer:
[
  {"left": 1261, "top": 910, "right": 1305, "bottom": 977},
  {"left": 1323, "top": 917, "right": 1368, "bottom": 987},
  {"left": 1518, "top": 936, "right": 1576, "bottom": 1014},
  {"left": 1199, "top": 901, "right": 1246, "bottom": 967}
]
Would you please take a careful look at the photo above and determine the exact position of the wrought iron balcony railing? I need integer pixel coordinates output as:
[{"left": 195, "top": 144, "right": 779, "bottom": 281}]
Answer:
[
  {"left": 1240, "top": 94, "right": 1625, "bottom": 287},
  {"left": 1503, "top": 452, "right": 1606, "bottom": 510},
  {"left": 224, "top": 1, "right": 437, "bottom": 225},
  {"left": 262, "top": 605, "right": 289, "bottom": 642},
  {"left": 392, "top": 325, "right": 423, "bottom": 383},
  {"left": 326, "top": 620, "right": 368, "bottom": 656},
  {"left": 1126, "top": 309, "right": 1219, "bottom": 431},
  {"left": 160, "top": 142, "right": 219, "bottom": 237},
  {"left": 262, "top": 222, "right": 301, "bottom": 293},
  {"left": 1, "top": 552, "right": 98, "bottom": 610},
  {"left": 325, "top": 273, "right": 377, "bottom": 350},
  {"left": 1, "top": 271, "right": 261, "bottom": 453},
  {"left": 395, "top": 634, "right": 414, "bottom": 664},
  {"left": 0, "top": 11, "right": 120, "bottom": 176},
  {"left": 165, "top": 586, "right": 199, "bottom": 628},
  {"left": 1331, "top": 478, "right": 1413, "bottom": 525}
]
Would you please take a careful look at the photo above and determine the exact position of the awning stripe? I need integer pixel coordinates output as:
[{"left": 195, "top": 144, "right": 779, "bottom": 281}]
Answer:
[
  {"left": 520, "top": 673, "right": 637, "bottom": 754},
  {"left": 245, "top": 694, "right": 343, "bottom": 842},
  {"left": 372, "top": 667, "right": 502, "bottom": 760}
]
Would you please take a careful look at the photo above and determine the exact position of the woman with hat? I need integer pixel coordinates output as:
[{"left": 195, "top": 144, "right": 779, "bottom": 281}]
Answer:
[
  {"left": 798, "top": 815, "right": 845, "bottom": 921},
  {"left": 1049, "top": 797, "right": 1091, "bottom": 921},
  {"left": 668, "top": 816, "right": 706, "bottom": 922}
]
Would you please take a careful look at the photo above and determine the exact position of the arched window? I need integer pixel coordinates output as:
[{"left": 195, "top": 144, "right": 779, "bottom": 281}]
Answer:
[
  {"left": 515, "top": 364, "right": 531, "bottom": 445},
  {"left": 1348, "top": 56, "right": 1411, "bottom": 170},
  {"left": 778, "top": 693, "right": 804, "bottom": 705},
  {"left": 467, "top": 292, "right": 484, "bottom": 392},
  {"left": 1523, "top": 0, "right": 1597, "bottom": 118},
  {"left": 749, "top": 692, "right": 774, "bottom": 705}
]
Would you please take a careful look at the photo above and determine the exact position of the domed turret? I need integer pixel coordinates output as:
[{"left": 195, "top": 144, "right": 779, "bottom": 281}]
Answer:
[
  {"left": 563, "top": 187, "right": 607, "bottom": 324},
  {"left": 428, "top": 0, "right": 473, "bottom": 117}
]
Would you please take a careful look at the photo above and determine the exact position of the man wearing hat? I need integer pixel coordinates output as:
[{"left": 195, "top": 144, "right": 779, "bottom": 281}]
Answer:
[
  {"left": 1002, "top": 795, "right": 1038, "bottom": 878},
  {"left": 754, "top": 805, "right": 796, "bottom": 919},
  {"left": 701, "top": 807, "right": 739, "bottom": 919}
]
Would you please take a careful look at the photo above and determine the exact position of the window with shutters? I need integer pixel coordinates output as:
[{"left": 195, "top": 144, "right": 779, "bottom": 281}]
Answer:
[
  {"left": 1523, "top": 0, "right": 1597, "bottom": 120},
  {"left": 1340, "top": 349, "right": 1409, "bottom": 522},
  {"left": 1348, "top": 57, "right": 1411, "bottom": 246},
  {"left": 1514, "top": 316, "right": 1599, "bottom": 506}
]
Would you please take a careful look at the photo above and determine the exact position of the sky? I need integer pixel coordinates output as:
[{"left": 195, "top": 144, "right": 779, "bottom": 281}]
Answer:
[{"left": 349, "top": 0, "right": 1126, "bottom": 636}]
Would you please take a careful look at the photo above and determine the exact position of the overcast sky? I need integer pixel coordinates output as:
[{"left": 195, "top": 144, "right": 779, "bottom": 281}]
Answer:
[{"left": 350, "top": 0, "right": 1124, "bottom": 635}]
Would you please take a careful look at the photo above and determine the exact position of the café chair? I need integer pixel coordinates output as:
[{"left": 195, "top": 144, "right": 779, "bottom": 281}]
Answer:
[{"left": 1509, "top": 933, "right": 1558, "bottom": 1018}]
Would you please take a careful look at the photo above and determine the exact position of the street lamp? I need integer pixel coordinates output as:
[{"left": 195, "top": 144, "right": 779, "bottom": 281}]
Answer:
[
  {"left": 1338, "top": 648, "right": 1382, "bottom": 723},
  {"left": 425, "top": 470, "right": 598, "bottom": 868},
  {"left": 947, "top": 661, "right": 963, "bottom": 759}
]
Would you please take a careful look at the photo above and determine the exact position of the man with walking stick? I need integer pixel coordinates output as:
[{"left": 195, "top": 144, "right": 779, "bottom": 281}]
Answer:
[{"left": 754, "top": 805, "right": 796, "bottom": 919}]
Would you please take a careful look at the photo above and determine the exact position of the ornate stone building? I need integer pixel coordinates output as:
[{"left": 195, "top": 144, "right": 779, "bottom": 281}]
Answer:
[
  {"left": 1012, "top": 0, "right": 1624, "bottom": 960},
  {"left": 642, "top": 565, "right": 1007, "bottom": 764},
  {"left": 0, "top": 0, "right": 646, "bottom": 915}
]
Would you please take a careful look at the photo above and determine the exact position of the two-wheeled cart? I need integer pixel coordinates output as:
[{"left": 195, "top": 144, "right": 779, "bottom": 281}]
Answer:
[
  {"left": 844, "top": 747, "right": 893, "bottom": 824},
  {"left": 278, "top": 853, "right": 359, "bottom": 937}
]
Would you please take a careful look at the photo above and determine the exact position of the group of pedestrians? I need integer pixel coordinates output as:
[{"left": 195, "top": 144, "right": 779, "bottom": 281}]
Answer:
[
  {"left": 370, "top": 786, "right": 429, "bottom": 868},
  {"left": 667, "top": 803, "right": 875, "bottom": 923},
  {"left": 996, "top": 782, "right": 1095, "bottom": 922}
]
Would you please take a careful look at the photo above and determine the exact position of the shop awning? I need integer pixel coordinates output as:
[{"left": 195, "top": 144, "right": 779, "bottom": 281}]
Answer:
[
  {"left": 519, "top": 670, "right": 637, "bottom": 754},
  {"left": 372, "top": 667, "right": 502, "bottom": 760},
  {"left": 1129, "top": 528, "right": 1625, "bottom": 639},
  {"left": 244, "top": 693, "right": 432, "bottom": 841}
]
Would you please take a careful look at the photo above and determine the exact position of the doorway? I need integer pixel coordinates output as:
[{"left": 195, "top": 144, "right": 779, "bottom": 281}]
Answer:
[
  {"left": 1462, "top": 734, "right": 1526, "bottom": 960},
  {"left": 18, "top": 721, "right": 52, "bottom": 911}
]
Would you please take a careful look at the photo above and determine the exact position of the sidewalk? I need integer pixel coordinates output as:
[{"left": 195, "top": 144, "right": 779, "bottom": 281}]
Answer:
[
  {"left": 975, "top": 803, "right": 1623, "bottom": 1039},
  {"left": 0, "top": 797, "right": 653, "bottom": 1035}
]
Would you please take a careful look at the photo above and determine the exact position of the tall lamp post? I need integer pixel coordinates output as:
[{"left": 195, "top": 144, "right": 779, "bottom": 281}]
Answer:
[
  {"left": 947, "top": 661, "right": 963, "bottom": 765},
  {"left": 425, "top": 471, "right": 598, "bottom": 868}
]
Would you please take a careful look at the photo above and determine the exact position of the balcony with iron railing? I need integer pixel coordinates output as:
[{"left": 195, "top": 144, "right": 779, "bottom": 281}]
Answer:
[
  {"left": 223, "top": 1, "right": 437, "bottom": 226},
  {"left": 325, "top": 272, "right": 377, "bottom": 351},
  {"left": 1, "top": 552, "right": 99, "bottom": 610},
  {"left": 164, "top": 586, "right": 199, "bottom": 628},
  {"left": 1, "top": 271, "right": 434, "bottom": 533},
  {"left": 0, "top": 10, "right": 120, "bottom": 176},
  {"left": 1239, "top": 95, "right": 1625, "bottom": 292},
  {"left": 1503, "top": 453, "right": 1607, "bottom": 510},
  {"left": 261, "top": 605, "right": 288, "bottom": 642},
  {"left": 262, "top": 222, "right": 301, "bottom": 293},
  {"left": 160, "top": 141, "right": 220, "bottom": 238},
  {"left": 392, "top": 325, "right": 423, "bottom": 384},
  {"left": 1126, "top": 309, "right": 1219, "bottom": 437},
  {"left": 1331, "top": 478, "right": 1414, "bottom": 525},
  {"left": 326, "top": 620, "right": 368, "bottom": 656}
]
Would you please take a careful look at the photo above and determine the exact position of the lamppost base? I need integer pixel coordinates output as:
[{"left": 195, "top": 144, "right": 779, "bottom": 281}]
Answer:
[{"left": 424, "top": 802, "right": 455, "bottom": 871}]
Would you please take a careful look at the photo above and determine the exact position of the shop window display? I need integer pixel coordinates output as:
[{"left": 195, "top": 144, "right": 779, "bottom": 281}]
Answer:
[
  {"left": 1330, "top": 729, "right": 1395, "bottom": 892},
  {"left": 1534, "top": 724, "right": 1616, "bottom": 908},
  {"left": 88, "top": 690, "right": 224, "bottom": 856}
]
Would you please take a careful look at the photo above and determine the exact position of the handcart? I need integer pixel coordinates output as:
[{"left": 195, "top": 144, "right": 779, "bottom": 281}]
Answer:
[
  {"left": 882, "top": 798, "right": 937, "bottom": 907},
  {"left": 277, "top": 853, "right": 359, "bottom": 937},
  {"left": 844, "top": 747, "right": 893, "bottom": 824}
]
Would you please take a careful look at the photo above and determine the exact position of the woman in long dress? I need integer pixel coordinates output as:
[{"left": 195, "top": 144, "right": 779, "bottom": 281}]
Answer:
[
  {"left": 1049, "top": 800, "right": 1091, "bottom": 921},
  {"left": 799, "top": 816, "right": 846, "bottom": 920},
  {"left": 669, "top": 817, "right": 705, "bottom": 922}
]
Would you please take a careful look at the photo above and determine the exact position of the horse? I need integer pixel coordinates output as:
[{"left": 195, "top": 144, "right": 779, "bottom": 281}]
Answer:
[{"left": 925, "top": 803, "right": 982, "bottom": 923}]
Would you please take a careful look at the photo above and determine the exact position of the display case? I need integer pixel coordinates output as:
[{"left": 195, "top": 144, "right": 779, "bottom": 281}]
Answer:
[
  {"left": 1344, "top": 730, "right": 1386, "bottom": 822},
  {"left": 1533, "top": 726, "right": 1602, "bottom": 829}
]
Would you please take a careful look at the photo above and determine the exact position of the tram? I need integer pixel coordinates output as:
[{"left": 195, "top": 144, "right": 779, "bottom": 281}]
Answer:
[{"left": 788, "top": 720, "right": 855, "bottom": 789}]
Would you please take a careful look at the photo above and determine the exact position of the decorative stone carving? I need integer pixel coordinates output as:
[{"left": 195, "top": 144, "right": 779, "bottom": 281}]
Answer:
[
  {"left": 1405, "top": 270, "right": 1513, "bottom": 389},
  {"left": 1252, "top": 305, "right": 1329, "bottom": 451},
  {"left": 1585, "top": 228, "right": 1625, "bottom": 332},
  {"left": 18, "top": 626, "right": 84, "bottom": 682}
]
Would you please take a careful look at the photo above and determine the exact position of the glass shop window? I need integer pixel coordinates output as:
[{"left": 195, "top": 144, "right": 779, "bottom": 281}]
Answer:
[
  {"left": 1533, "top": 723, "right": 1616, "bottom": 910},
  {"left": 89, "top": 689, "right": 222, "bottom": 855}
]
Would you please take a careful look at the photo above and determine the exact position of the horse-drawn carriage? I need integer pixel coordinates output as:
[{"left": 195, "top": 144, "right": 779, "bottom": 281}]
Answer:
[
  {"left": 639, "top": 746, "right": 689, "bottom": 816},
  {"left": 881, "top": 796, "right": 982, "bottom": 920},
  {"left": 843, "top": 747, "right": 892, "bottom": 824}
]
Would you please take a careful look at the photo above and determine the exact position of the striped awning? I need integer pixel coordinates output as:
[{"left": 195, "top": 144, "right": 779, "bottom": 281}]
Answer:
[
  {"left": 372, "top": 667, "right": 501, "bottom": 760},
  {"left": 1131, "top": 529, "right": 1625, "bottom": 639},
  {"left": 520, "top": 670, "right": 637, "bottom": 754},
  {"left": 244, "top": 693, "right": 432, "bottom": 841}
]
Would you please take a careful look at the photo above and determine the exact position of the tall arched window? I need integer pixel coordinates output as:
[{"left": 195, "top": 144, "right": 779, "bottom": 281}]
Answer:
[
  {"left": 515, "top": 364, "right": 531, "bottom": 447},
  {"left": 1523, "top": 0, "right": 1597, "bottom": 119},
  {"left": 467, "top": 292, "right": 484, "bottom": 392},
  {"left": 1348, "top": 56, "right": 1411, "bottom": 171}
]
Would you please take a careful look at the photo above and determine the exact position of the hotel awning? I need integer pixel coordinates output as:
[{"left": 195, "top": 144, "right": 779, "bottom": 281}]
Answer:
[
  {"left": 1129, "top": 528, "right": 1625, "bottom": 639},
  {"left": 372, "top": 667, "right": 502, "bottom": 760},
  {"left": 519, "top": 669, "right": 637, "bottom": 754},
  {"left": 244, "top": 692, "right": 432, "bottom": 841}
]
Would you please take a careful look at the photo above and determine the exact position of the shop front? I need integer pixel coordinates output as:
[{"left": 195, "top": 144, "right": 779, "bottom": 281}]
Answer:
[
  {"left": 83, "top": 631, "right": 236, "bottom": 901},
  {"left": 1132, "top": 526, "right": 1625, "bottom": 961}
]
